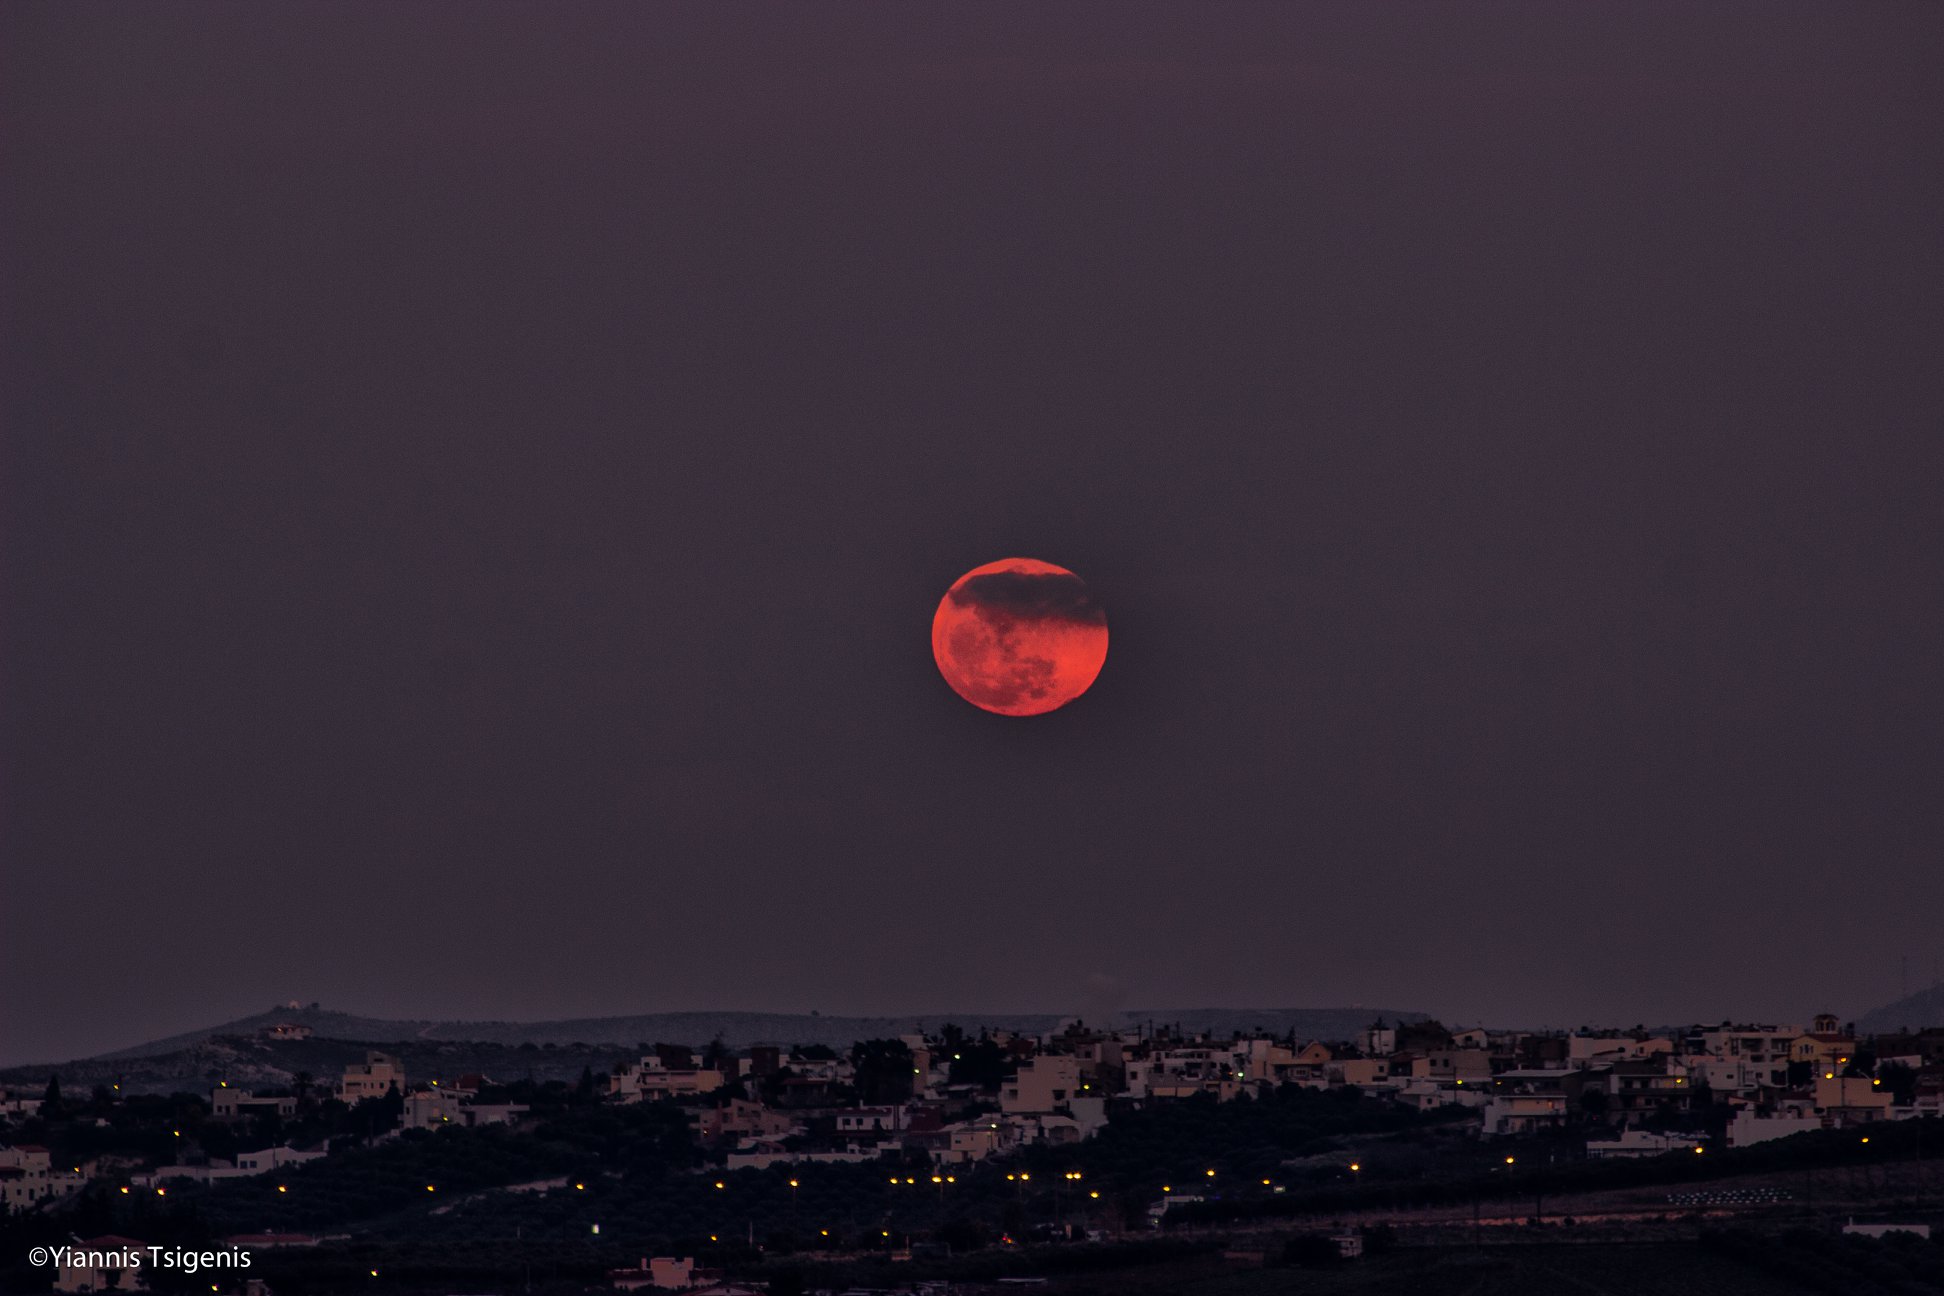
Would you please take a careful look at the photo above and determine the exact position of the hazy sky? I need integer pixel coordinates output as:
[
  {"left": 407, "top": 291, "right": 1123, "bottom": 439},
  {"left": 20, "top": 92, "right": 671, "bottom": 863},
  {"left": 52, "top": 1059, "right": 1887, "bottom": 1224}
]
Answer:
[{"left": 5, "top": 3, "right": 1941, "bottom": 1065}]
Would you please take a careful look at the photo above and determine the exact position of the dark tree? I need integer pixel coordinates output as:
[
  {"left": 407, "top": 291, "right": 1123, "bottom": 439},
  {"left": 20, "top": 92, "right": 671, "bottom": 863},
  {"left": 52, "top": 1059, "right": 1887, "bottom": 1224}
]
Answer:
[
  {"left": 948, "top": 1039, "right": 1009, "bottom": 1091},
  {"left": 849, "top": 1038, "right": 915, "bottom": 1105},
  {"left": 1876, "top": 1062, "right": 1918, "bottom": 1105},
  {"left": 1283, "top": 1235, "right": 1344, "bottom": 1267}
]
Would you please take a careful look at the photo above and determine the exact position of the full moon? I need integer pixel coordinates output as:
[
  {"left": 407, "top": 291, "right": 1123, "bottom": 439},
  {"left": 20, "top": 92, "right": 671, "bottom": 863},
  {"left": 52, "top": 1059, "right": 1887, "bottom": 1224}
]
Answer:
[{"left": 931, "top": 558, "right": 1109, "bottom": 716}]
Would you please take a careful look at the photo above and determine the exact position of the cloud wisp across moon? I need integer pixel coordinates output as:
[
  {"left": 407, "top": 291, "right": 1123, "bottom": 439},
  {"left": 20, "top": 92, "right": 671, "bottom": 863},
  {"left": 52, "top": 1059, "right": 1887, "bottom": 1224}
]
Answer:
[{"left": 931, "top": 558, "right": 1108, "bottom": 716}]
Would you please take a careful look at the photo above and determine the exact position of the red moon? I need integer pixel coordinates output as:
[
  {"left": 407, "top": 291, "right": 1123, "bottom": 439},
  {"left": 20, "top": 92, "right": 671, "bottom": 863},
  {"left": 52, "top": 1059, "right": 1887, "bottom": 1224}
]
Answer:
[{"left": 931, "top": 558, "right": 1108, "bottom": 716}]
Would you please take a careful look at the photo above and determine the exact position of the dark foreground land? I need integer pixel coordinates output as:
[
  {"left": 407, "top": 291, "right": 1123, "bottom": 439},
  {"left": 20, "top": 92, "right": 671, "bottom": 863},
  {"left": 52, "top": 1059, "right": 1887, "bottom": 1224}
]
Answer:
[
  {"left": 1052, "top": 1236, "right": 1944, "bottom": 1296},
  {"left": 6, "top": 1063, "right": 1942, "bottom": 1292}
]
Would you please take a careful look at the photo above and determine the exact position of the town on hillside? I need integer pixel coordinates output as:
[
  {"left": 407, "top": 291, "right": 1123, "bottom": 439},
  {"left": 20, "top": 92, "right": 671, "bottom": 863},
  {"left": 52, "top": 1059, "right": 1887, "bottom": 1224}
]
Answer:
[{"left": 5, "top": 1012, "right": 1943, "bottom": 1293}]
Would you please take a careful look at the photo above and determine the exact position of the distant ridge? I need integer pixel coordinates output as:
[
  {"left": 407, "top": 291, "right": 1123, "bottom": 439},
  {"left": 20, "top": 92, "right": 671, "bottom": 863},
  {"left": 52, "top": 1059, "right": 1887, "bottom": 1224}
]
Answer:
[
  {"left": 1856, "top": 983, "right": 1944, "bottom": 1034},
  {"left": 81, "top": 1003, "right": 1431, "bottom": 1064}
]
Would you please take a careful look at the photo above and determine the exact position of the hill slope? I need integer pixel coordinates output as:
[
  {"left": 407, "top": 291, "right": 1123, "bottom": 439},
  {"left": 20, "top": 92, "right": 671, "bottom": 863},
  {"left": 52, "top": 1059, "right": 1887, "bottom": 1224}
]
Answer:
[
  {"left": 1856, "top": 982, "right": 1944, "bottom": 1033},
  {"left": 53, "top": 1003, "right": 1430, "bottom": 1065}
]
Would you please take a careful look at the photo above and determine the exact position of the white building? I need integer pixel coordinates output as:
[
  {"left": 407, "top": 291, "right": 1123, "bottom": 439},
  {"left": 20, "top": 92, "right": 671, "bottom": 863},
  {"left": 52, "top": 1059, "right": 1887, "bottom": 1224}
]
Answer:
[
  {"left": 235, "top": 1145, "right": 328, "bottom": 1174},
  {"left": 1480, "top": 1072, "right": 1572, "bottom": 1137},
  {"left": 1585, "top": 1130, "right": 1704, "bottom": 1159},
  {"left": 834, "top": 1105, "right": 904, "bottom": 1134},
  {"left": 1, "top": 1145, "right": 85, "bottom": 1209},
  {"left": 1001, "top": 1056, "right": 1083, "bottom": 1114},
  {"left": 608, "top": 1056, "right": 724, "bottom": 1103},
  {"left": 211, "top": 1086, "right": 298, "bottom": 1119},
  {"left": 340, "top": 1052, "right": 404, "bottom": 1103}
]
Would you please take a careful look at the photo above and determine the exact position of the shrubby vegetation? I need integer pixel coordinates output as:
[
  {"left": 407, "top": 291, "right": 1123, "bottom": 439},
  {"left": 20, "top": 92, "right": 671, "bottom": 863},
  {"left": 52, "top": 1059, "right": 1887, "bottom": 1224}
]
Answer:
[{"left": 1702, "top": 1226, "right": 1944, "bottom": 1294}]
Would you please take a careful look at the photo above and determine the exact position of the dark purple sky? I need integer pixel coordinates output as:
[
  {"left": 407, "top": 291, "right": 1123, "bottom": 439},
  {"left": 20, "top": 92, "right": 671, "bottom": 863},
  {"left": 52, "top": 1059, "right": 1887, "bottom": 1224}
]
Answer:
[{"left": 5, "top": 3, "right": 1941, "bottom": 1064}]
